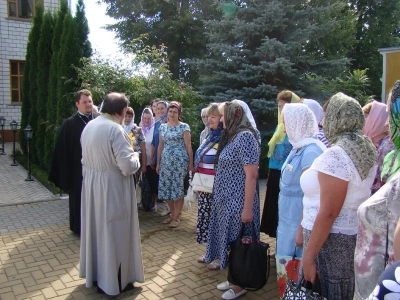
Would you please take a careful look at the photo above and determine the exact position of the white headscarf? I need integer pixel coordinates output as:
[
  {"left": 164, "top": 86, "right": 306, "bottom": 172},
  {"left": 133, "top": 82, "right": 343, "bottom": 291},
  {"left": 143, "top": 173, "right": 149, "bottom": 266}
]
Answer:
[
  {"left": 123, "top": 110, "right": 135, "bottom": 133},
  {"left": 233, "top": 99, "right": 261, "bottom": 143},
  {"left": 303, "top": 99, "right": 325, "bottom": 124},
  {"left": 282, "top": 103, "right": 326, "bottom": 151}
]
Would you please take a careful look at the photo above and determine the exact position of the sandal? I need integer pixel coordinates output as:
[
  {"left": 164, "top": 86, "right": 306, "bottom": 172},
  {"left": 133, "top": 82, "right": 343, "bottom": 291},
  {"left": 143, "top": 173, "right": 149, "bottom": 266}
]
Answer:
[
  {"left": 197, "top": 255, "right": 206, "bottom": 263},
  {"left": 169, "top": 220, "right": 180, "bottom": 228},
  {"left": 207, "top": 259, "right": 221, "bottom": 270},
  {"left": 162, "top": 216, "right": 174, "bottom": 224}
]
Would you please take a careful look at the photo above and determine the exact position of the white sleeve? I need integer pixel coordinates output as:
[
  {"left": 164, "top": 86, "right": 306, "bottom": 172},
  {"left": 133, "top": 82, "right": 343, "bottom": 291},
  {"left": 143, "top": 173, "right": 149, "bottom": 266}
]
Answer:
[
  {"left": 312, "top": 146, "right": 353, "bottom": 182},
  {"left": 112, "top": 127, "right": 140, "bottom": 176}
]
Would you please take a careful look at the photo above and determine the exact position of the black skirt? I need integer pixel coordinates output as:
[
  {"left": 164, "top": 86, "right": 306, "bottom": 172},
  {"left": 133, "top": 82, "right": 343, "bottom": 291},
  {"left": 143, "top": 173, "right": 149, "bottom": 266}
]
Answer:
[{"left": 260, "top": 168, "right": 281, "bottom": 238}]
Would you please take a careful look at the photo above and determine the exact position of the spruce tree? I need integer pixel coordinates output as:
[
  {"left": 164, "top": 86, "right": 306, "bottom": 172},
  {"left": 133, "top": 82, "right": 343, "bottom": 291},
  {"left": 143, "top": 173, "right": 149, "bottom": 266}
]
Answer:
[
  {"left": 20, "top": 2, "right": 43, "bottom": 159},
  {"left": 44, "top": 0, "right": 69, "bottom": 169},
  {"left": 75, "top": 0, "right": 92, "bottom": 60},
  {"left": 56, "top": 13, "right": 80, "bottom": 125},
  {"left": 188, "top": 0, "right": 355, "bottom": 135},
  {"left": 36, "top": 12, "right": 54, "bottom": 168}
]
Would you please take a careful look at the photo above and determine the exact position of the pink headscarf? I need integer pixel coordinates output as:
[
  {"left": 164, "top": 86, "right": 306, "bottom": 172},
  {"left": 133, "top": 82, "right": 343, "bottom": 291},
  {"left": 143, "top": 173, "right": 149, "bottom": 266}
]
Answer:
[{"left": 363, "top": 100, "right": 389, "bottom": 145}]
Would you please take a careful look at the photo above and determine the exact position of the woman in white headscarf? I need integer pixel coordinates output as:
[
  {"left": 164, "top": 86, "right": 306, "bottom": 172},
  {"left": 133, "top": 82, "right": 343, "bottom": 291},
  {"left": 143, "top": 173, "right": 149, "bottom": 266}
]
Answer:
[
  {"left": 303, "top": 99, "right": 329, "bottom": 147},
  {"left": 276, "top": 103, "right": 326, "bottom": 296},
  {"left": 234, "top": 100, "right": 261, "bottom": 143}
]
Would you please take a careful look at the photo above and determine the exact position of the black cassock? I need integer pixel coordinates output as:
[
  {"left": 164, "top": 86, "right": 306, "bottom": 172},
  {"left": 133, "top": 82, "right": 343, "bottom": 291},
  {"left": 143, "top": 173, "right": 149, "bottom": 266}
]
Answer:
[{"left": 49, "top": 113, "right": 93, "bottom": 235}]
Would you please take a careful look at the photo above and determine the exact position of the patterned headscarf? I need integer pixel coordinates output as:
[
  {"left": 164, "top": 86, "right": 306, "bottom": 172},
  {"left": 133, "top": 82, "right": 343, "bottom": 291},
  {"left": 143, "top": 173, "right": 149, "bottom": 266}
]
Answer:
[
  {"left": 215, "top": 101, "right": 259, "bottom": 167},
  {"left": 324, "top": 92, "right": 377, "bottom": 180},
  {"left": 282, "top": 103, "right": 326, "bottom": 151},
  {"left": 140, "top": 107, "right": 155, "bottom": 135},
  {"left": 381, "top": 81, "right": 400, "bottom": 181},
  {"left": 267, "top": 91, "right": 301, "bottom": 157}
]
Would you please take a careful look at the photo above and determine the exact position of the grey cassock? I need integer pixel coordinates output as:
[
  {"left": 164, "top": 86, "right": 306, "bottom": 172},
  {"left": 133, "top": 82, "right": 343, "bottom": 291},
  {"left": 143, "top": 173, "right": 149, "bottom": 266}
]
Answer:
[{"left": 79, "top": 115, "right": 144, "bottom": 295}]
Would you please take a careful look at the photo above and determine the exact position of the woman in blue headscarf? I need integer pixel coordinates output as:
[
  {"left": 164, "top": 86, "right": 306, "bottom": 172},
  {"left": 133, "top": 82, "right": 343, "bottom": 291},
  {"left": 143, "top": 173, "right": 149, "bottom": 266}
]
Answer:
[{"left": 195, "top": 103, "right": 223, "bottom": 265}]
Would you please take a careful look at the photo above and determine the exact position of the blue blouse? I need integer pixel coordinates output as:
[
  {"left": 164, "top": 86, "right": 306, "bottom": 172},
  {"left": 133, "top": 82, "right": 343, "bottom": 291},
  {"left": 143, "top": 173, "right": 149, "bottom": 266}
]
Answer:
[
  {"left": 280, "top": 143, "right": 323, "bottom": 197},
  {"left": 151, "top": 121, "right": 162, "bottom": 164},
  {"left": 269, "top": 135, "right": 292, "bottom": 170}
]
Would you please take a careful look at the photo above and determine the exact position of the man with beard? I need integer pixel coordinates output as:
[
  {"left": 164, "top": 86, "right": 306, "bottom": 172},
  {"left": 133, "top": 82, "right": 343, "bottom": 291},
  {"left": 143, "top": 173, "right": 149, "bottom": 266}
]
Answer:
[{"left": 49, "top": 89, "right": 95, "bottom": 235}]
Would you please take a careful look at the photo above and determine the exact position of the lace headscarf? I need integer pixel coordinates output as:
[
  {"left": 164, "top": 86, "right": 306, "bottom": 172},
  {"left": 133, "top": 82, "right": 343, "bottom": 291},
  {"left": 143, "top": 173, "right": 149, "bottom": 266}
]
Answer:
[
  {"left": 215, "top": 101, "right": 259, "bottom": 167},
  {"left": 363, "top": 100, "right": 389, "bottom": 145},
  {"left": 324, "top": 92, "right": 377, "bottom": 180},
  {"left": 140, "top": 107, "right": 155, "bottom": 135},
  {"left": 282, "top": 103, "right": 326, "bottom": 151},
  {"left": 267, "top": 91, "right": 301, "bottom": 157},
  {"left": 382, "top": 81, "right": 400, "bottom": 181}
]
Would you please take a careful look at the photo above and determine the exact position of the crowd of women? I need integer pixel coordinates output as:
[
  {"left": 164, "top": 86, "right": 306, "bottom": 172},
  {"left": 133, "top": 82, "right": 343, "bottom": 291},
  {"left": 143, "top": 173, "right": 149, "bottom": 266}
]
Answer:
[{"left": 116, "top": 79, "right": 400, "bottom": 300}]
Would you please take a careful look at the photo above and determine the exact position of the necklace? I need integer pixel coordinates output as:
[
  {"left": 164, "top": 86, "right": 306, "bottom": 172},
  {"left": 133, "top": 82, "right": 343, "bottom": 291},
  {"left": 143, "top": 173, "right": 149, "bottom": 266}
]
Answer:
[{"left": 78, "top": 113, "right": 92, "bottom": 125}]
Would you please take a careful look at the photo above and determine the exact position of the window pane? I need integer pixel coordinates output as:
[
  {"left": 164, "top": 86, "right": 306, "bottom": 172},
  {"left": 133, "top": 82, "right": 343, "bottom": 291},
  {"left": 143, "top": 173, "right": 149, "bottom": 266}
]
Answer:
[
  {"left": 19, "top": 0, "right": 33, "bottom": 19},
  {"left": 19, "top": 63, "right": 24, "bottom": 75},
  {"left": 8, "top": 2, "right": 17, "bottom": 17},
  {"left": 10, "top": 62, "right": 18, "bottom": 75},
  {"left": 12, "top": 90, "right": 20, "bottom": 103},
  {"left": 11, "top": 77, "right": 19, "bottom": 89}
]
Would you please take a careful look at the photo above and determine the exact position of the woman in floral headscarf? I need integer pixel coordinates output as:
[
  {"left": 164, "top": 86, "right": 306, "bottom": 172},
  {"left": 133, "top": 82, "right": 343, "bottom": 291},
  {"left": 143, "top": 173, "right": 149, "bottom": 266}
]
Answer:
[
  {"left": 301, "top": 93, "right": 377, "bottom": 299},
  {"left": 362, "top": 100, "right": 395, "bottom": 194},
  {"left": 206, "top": 100, "right": 260, "bottom": 300},
  {"left": 354, "top": 81, "right": 400, "bottom": 299}
]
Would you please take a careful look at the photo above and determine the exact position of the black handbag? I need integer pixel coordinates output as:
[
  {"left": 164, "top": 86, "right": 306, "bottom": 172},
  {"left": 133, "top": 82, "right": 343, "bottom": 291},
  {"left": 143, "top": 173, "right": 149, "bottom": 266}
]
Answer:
[
  {"left": 227, "top": 222, "right": 270, "bottom": 291},
  {"left": 283, "top": 276, "right": 325, "bottom": 300}
]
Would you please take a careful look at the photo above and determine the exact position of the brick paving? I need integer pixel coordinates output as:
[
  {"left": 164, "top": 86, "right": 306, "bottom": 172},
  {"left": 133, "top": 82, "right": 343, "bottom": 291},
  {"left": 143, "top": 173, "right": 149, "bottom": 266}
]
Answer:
[
  {"left": 0, "top": 143, "right": 56, "bottom": 207},
  {"left": 0, "top": 144, "right": 278, "bottom": 300}
]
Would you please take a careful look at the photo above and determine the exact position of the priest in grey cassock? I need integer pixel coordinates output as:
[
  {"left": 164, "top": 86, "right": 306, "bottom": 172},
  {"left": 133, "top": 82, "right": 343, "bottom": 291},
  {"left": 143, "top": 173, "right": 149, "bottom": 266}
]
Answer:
[{"left": 79, "top": 92, "right": 144, "bottom": 295}]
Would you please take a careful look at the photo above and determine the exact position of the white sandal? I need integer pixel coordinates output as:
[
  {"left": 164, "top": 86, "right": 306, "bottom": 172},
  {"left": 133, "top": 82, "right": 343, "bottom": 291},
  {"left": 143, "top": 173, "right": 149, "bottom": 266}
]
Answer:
[
  {"left": 217, "top": 281, "right": 233, "bottom": 291},
  {"left": 221, "top": 288, "right": 247, "bottom": 300}
]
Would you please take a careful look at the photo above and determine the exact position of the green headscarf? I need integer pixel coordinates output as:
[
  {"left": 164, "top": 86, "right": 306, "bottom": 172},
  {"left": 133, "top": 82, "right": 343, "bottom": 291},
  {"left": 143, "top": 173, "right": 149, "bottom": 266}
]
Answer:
[
  {"left": 381, "top": 81, "right": 400, "bottom": 181},
  {"left": 324, "top": 92, "right": 377, "bottom": 180}
]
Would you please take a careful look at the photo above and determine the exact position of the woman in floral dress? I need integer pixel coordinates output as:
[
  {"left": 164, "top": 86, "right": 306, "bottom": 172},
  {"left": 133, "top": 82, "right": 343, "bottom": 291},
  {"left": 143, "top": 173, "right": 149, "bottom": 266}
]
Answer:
[
  {"left": 156, "top": 101, "right": 194, "bottom": 228},
  {"left": 206, "top": 100, "right": 260, "bottom": 300}
]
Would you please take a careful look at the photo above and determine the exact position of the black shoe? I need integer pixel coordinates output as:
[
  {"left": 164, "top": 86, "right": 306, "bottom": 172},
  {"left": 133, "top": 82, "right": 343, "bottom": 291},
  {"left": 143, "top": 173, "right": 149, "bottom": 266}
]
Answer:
[
  {"left": 121, "top": 282, "right": 134, "bottom": 293},
  {"left": 96, "top": 286, "right": 105, "bottom": 294}
]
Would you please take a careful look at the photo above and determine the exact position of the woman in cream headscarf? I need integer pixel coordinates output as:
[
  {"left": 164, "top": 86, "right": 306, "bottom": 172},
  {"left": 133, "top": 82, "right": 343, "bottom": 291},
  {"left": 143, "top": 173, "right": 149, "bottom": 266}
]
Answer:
[
  {"left": 301, "top": 93, "right": 377, "bottom": 299},
  {"left": 260, "top": 90, "right": 301, "bottom": 239},
  {"left": 275, "top": 103, "right": 326, "bottom": 297}
]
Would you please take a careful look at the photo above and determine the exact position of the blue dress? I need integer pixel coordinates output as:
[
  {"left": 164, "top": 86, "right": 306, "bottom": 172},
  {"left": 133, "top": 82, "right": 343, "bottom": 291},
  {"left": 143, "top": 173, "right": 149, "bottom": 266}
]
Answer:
[
  {"left": 205, "top": 131, "right": 260, "bottom": 269},
  {"left": 276, "top": 143, "right": 323, "bottom": 258},
  {"left": 158, "top": 123, "right": 190, "bottom": 201}
]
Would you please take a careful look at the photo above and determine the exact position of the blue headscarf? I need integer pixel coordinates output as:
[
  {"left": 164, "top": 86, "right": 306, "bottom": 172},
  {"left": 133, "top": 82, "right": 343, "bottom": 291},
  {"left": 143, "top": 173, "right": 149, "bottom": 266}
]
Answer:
[{"left": 194, "top": 122, "right": 223, "bottom": 168}]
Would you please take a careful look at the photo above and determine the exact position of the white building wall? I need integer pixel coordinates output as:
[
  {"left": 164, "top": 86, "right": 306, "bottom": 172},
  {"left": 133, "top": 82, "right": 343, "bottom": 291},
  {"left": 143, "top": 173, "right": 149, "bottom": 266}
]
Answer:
[{"left": 0, "top": 0, "right": 61, "bottom": 126}]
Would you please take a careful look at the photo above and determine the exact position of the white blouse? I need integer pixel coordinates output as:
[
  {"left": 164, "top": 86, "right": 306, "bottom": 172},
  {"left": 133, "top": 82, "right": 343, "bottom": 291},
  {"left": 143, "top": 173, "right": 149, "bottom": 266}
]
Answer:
[{"left": 300, "top": 145, "right": 376, "bottom": 235}]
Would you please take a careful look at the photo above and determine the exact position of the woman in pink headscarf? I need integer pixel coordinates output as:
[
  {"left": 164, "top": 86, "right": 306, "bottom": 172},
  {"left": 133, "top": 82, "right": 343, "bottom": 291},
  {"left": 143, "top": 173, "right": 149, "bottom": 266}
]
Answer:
[{"left": 362, "top": 100, "right": 395, "bottom": 194}]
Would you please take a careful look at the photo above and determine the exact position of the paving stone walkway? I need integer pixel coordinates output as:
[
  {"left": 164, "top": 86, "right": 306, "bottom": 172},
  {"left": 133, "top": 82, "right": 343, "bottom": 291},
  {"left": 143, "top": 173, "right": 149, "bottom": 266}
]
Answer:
[
  {"left": 0, "top": 143, "right": 56, "bottom": 207},
  {"left": 0, "top": 143, "right": 278, "bottom": 300}
]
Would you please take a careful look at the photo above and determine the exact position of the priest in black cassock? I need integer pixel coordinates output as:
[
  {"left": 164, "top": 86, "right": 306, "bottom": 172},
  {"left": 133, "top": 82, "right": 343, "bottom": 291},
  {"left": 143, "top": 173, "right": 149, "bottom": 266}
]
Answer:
[{"left": 49, "top": 89, "right": 96, "bottom": 235}]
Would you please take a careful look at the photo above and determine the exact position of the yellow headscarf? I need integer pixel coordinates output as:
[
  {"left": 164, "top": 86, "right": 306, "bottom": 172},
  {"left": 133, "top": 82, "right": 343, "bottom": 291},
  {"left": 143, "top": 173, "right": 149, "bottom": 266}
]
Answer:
[{"left": 267, "top": 92, "right": 301, "bottom": 157}]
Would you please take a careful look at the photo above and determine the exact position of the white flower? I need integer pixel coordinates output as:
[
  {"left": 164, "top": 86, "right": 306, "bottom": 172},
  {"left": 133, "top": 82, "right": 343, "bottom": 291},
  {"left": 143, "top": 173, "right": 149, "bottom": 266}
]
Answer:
[{"left": 382, "top": 266, "right": 400, "bottom": 292}]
